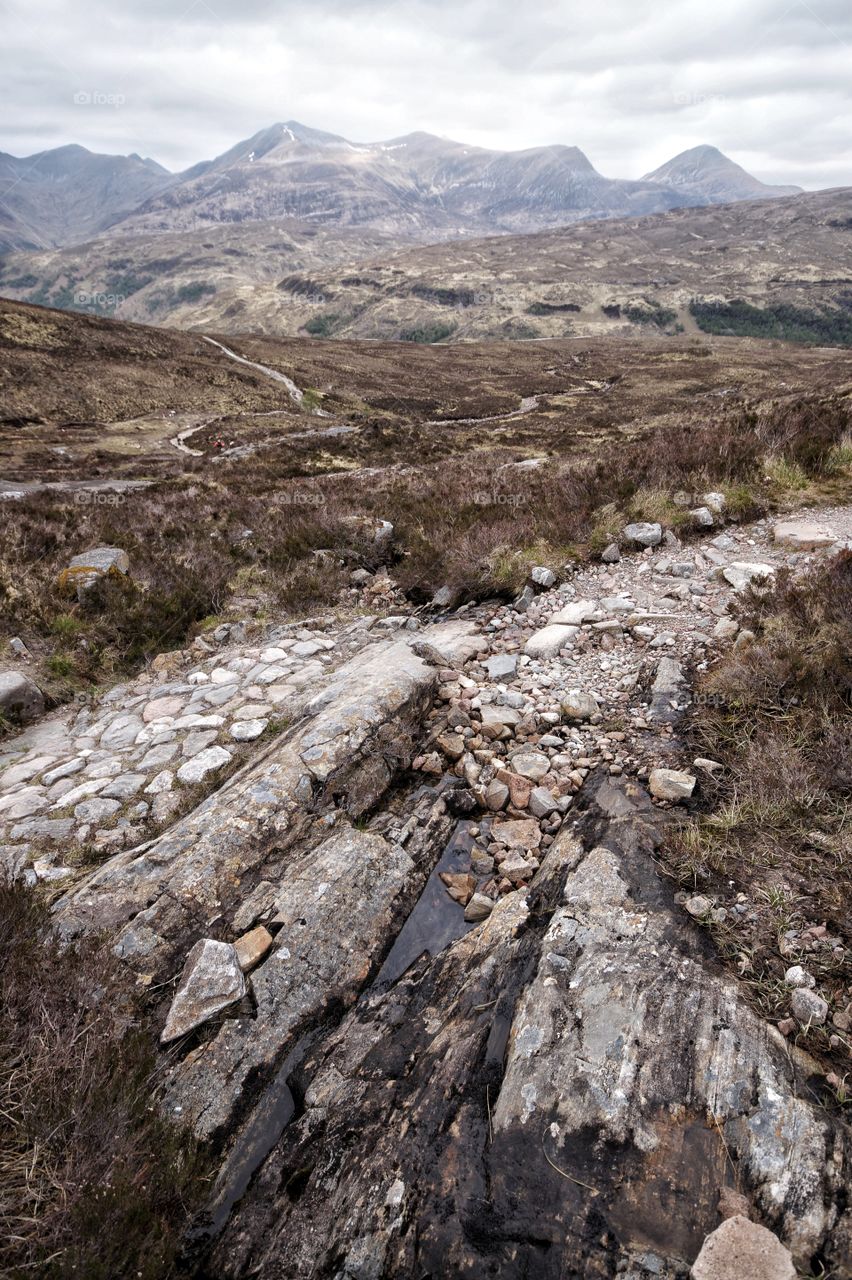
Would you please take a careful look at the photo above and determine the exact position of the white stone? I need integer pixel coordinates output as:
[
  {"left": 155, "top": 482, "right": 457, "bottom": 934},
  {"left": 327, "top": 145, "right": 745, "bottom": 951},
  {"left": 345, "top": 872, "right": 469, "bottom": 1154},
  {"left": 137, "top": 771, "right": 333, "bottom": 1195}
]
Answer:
[
  {"left": 176, "top": 746, "right": 232, "bottom": 785},
  {"left": 649, "top": 768, "right": 696, "bottom": 801},
  {"left": 230, "top": 718, "right": 269, "bottom": 742},
  {"left": 524, "top": 625, "right": 578, "bottom": 659},
  {"left": 722, "top": 562, "right": 775, "bottom": 593}
]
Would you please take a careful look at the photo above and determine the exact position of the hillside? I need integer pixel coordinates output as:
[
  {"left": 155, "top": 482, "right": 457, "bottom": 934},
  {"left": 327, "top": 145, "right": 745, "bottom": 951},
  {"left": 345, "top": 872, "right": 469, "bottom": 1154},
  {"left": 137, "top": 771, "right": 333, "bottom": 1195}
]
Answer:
[
  {"left": 3, "top": 186, "right": 848, "bottom": 343},
  {"left": 643, "top": 144, "right": 802, "bottom": 203},
  {"left": 0, "top": 144, "right": 174, "bottom": 252},
  {"left": 1, "top": 298, "right": 851, "bottom": 1278}
]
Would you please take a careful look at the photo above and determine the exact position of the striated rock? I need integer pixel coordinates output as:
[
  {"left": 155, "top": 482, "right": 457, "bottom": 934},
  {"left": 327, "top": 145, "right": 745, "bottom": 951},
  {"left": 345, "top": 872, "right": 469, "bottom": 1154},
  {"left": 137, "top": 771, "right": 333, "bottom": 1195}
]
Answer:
[
  {"left": 691, "top": 1215, "right": 796, "bottom": 1279},
  {"left": 161, "top": 938, "right": 246, "bottom": 1044},
  {"left": 162, "top": 826, "right": 416, "bottom": 1137},
  {"left": 601, "top": 542, "right": 621, "bottom": 563},
  {"left": 205, "top": 789, "right": 850, "bottom": 1278}
]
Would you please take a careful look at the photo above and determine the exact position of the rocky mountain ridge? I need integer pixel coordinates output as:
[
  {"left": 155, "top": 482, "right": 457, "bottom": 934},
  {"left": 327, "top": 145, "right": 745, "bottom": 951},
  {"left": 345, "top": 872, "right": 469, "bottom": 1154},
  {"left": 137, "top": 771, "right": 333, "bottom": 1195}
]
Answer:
[{"left": 0, "top": 123, "right": 805, "bottom": 252}]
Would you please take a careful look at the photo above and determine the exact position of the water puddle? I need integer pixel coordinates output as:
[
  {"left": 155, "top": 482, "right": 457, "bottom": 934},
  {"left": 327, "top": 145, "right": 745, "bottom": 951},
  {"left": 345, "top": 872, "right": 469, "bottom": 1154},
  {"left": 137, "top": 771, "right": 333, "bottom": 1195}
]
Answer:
[{"left": 374, "top": 819, "right": 478, "bottom": 987}]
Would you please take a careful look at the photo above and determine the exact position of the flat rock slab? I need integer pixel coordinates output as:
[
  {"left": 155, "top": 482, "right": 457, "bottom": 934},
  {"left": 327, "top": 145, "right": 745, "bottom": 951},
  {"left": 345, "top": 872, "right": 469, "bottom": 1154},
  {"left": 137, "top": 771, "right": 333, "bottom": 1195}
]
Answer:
[
  {"left": 161, "top": 938, "right": 246, "bottom": 1044},
  {"left": 550, "top": 599, "right": 598, "bottom": 626},
  {"left": 772, "top": 520, "right": 837, "bottom": 550},
  {"left": 524, "top": 624, "right": 578, "bottom": 659},
  {"left": 409, "top": 620, "right": 481, "bottom": 666}
]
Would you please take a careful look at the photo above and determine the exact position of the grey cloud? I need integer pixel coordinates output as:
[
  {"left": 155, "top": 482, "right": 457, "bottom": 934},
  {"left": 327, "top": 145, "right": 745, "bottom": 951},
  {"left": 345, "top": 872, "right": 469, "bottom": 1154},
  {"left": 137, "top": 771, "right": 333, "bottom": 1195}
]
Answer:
[{"left": 0, "top": 0, "right": 848, "bottom": 188}]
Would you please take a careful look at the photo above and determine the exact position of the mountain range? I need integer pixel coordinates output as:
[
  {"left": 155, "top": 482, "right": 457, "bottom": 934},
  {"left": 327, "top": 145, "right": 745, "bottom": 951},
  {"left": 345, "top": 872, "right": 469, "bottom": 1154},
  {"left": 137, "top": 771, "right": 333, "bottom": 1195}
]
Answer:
[{"left": 0, "top": 123, "right": 802, "bottom": 253}]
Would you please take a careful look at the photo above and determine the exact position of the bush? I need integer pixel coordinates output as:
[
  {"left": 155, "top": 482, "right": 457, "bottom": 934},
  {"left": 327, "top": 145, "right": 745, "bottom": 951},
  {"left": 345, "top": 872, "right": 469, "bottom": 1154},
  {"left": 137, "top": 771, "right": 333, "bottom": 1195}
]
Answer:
[
  {"left": 173, "top": 282, "right": 216, "bottom": 305},
  {"left": 0, "top": 880, "right": 207, "bottom": 1277},
  {"left": 690, "top": 298, "right": 852, "bottom": 347},
  {"left": 398, "top": 322, "right": 457, "bottom": 344},
  {"left": 661, "top": 552, "right": 852, "bottom": 1056}
]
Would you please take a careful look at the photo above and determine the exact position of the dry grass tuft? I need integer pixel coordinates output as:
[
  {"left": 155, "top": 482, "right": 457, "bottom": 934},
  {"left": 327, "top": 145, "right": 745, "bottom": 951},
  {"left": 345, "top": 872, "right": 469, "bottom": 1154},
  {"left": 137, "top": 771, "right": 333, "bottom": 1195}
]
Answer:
[
  {"left": 662, "top": 551, "right": 852, "bottom": 1067},
  {"left": 0, "top": 880, "right": 207, "bottom": 1278}
]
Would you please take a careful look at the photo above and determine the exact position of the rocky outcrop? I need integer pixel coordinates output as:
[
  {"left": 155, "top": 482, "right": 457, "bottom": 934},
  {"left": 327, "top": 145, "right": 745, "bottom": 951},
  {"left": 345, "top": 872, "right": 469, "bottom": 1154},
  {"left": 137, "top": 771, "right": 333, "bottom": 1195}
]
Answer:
[
  {"left": 203, "top": 780, "right": 850, "bottom": 1278},
  {"left": 54, "top": 630, "right": 475, "bottom": 971}
]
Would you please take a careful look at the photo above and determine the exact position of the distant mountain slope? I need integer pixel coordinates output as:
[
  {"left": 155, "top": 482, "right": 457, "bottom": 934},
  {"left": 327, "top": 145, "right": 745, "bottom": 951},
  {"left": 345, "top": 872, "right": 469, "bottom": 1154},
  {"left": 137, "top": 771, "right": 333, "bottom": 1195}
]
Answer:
[
  {"left": 643, "top": 144, "right": 802, "bottom": 203},
  {"left": 3, "top": 186, "right": 849, "bottom": 345},
  {"left": 0, "top": 145, "right": 174, "bottom": 252},
  {"left": 118, "top": 121, "right": 701, "bottom": 238},
  {"left": 0, "top": 124, "right": 809, "bottom": 253}
]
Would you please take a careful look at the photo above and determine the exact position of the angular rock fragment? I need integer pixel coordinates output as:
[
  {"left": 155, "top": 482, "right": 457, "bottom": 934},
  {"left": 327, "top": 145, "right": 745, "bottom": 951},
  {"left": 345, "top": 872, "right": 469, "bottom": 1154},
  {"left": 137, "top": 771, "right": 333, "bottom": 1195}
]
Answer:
[
  {"left": 691, "top": 1214, "right": 796, "bottom": 1280},
  {"left": 161, "top": 938, "right": 246, "bottom": 1044},
  {"left": 649, "top": 767, "right": 696, "bottom": 801}
]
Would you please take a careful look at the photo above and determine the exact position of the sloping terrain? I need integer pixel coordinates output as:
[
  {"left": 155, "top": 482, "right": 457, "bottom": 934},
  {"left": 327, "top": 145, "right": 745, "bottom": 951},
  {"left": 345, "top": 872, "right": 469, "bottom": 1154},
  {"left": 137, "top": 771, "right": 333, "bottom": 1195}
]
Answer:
[
  {"left": 4, "top": 186, "right": 848, "bottom": 343},
  {"left": 0, "top": 144, "right": 173, "bottom": 253},
  {"left": 643, "top": 144, "right": 802, "bottom": 203},
  {"left": 1, "top": 299, "right": 851, "bottom": 1276},
  {"left": 0, "top": 123, "right": 796, "bottom": 257}
]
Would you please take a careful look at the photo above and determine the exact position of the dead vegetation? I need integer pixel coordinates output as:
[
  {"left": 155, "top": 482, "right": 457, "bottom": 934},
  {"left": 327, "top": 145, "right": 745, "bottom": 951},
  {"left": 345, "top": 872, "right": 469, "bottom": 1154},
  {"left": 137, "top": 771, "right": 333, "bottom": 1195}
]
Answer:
[
  {"left": 2, "top": 393, "right": 850, "bottom": 712},
  {"left": 662, "top": 552, "right": 852, "bottom": 1076},
  {"left": 0, "top": 879, "right": 208, "bottom": 1278}
]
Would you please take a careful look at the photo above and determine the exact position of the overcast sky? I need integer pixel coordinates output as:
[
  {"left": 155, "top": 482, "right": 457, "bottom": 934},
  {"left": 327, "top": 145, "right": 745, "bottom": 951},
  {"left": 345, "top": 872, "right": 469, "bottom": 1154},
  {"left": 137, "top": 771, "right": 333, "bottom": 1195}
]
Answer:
[{"left": 1, "top": 0, "right": 849, "bottom": 188}]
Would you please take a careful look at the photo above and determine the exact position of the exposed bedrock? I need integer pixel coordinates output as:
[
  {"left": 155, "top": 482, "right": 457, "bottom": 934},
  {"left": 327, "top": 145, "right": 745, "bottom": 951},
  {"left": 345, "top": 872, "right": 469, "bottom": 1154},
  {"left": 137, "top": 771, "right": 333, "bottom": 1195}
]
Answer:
[
  {"left": 208, "top": 780, "right": 851, "bottom": 1279},
  {"left": 53, "top": 629, "right": 477, "bottom": 974}
]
